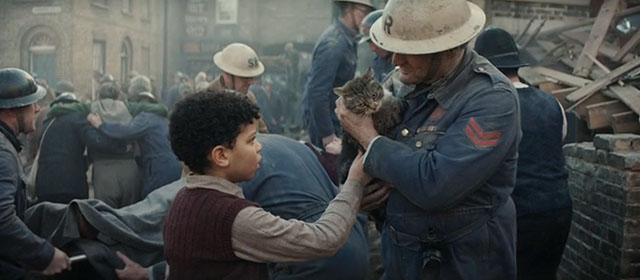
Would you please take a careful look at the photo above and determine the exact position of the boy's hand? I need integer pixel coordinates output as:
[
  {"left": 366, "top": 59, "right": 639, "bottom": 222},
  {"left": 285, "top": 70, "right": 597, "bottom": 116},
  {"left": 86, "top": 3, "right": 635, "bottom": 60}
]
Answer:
[{"left": 347, "top": 151, "right": 372, "bottom": 186}]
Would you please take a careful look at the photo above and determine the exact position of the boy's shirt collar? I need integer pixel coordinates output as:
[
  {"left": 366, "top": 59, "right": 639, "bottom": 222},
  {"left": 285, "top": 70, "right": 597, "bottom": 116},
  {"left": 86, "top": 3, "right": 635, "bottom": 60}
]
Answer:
[{"left": 185, "top": 174, "right": 245, "bottom": 198}]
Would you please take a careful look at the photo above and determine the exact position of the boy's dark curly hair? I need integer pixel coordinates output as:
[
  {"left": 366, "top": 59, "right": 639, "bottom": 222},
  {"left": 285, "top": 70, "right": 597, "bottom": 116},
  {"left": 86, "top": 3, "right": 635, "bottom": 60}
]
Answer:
[{"left": 169, "top": 89, "right": 260, "bottom": 174}]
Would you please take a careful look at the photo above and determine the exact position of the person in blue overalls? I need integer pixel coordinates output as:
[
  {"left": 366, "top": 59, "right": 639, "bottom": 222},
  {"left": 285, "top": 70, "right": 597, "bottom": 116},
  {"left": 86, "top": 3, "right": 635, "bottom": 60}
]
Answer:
[
  {"left": 476, "top": 27, "right": 572, "bottom": 280},
  {"left": 302, "top": 0, "right": 373, "bottom": 154},
  {"left": 336, "top": 0, "right": 522, "bottom": 279}
]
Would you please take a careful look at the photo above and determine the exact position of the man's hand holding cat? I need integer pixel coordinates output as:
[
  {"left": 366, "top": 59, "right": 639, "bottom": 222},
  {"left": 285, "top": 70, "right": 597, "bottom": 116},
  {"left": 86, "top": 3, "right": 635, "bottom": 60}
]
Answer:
[
  {"left": 335, "top": 97, "right": 379, "bottom": 149},
  {"left": 322, "top": 134, "right": 342, "bottom": 154}
]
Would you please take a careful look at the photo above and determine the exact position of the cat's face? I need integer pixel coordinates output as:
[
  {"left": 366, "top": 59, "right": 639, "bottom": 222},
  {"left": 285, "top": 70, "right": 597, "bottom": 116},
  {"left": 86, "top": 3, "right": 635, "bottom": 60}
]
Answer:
[{"left": 334, "top": 68, "right": 383, "bottom": 115}]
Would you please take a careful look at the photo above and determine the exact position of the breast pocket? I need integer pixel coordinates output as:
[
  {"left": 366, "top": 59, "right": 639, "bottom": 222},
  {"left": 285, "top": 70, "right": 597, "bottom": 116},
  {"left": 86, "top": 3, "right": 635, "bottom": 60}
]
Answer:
[{"left": 412, "top": 131, "right": 445, "bottom": 151}]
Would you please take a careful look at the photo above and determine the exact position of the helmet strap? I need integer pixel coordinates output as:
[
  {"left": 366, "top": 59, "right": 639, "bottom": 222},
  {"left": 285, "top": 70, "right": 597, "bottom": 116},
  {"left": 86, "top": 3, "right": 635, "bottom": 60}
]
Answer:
[{"left": 15, "top": 107, "right": 25, "bottom": 134}]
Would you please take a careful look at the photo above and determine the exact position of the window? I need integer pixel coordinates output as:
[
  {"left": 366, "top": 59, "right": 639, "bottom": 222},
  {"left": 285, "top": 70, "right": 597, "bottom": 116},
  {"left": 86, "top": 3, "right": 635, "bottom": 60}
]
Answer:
[
  {"left": 93, "top": 40, "right": 106, "bottom": 76},
  {"left": 122, "top": 0, "right": 131, "bottom": 14},
  {"left": 120, "top": 38, "right": 132, "bottom": 83},
  {"left": 28, "top": 33, "right": 57, "bottom": 84}
]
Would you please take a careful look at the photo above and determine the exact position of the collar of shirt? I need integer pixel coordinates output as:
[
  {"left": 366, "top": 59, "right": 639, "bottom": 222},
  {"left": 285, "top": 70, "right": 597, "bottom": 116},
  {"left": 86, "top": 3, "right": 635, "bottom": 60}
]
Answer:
[
  {"left": 423, "top": 49, "right": 477, "bottom": 109},
  {"left": 336, "top": 20, "right": 358, "bottom": 43},
  {"left": 0, "top": 120, "right": 22, "bottom": 152},
  {"left": 185, "top": 174, "right": 245, "bottom": 198},
  {"left": 512, "top": 81, "right": 529, "bottom": 89}
]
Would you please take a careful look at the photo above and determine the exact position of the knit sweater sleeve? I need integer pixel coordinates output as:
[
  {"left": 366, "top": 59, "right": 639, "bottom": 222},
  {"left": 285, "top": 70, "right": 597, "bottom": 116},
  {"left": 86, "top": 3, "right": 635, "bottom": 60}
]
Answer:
[{"left": 231, "top": 179, "right": 364, "bottom": 263}]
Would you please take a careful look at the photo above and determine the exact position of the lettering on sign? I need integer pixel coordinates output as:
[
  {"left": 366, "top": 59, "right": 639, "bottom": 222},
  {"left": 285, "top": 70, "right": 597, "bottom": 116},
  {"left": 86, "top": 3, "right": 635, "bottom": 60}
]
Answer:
[
  {"left": 185, "top": 15, "right": 208, "bottom": 24},
  {"left": 32, "top": 6, "right": 62, "bottom": 14},
  {"left": 187, "top": 3, "right": 206, "bottom": 14}
]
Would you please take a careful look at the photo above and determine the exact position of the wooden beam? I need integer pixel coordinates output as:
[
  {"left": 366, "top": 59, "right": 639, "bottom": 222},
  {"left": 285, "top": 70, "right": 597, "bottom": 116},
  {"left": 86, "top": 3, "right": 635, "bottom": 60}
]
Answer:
[
  {"left": 613, "top": 31, "right": 640, "bottom": 63},
  {"left": 585, "top": 100, "right": 630, "bottom": 129},
  {"left": 608, "top": 85, "right": 640, "bottom": 116},
  {"left": 518, "top": 67, "right": 549, "bottom": 86},
  {"left": 611, "top": 111, "right": 640, "bottom": 133},
  {"left": 572, "top": 0, "right": 620, "bottom": 77},
  {"left": 568, "top": 91, "right": 612, "bottom": 119},
  {"left": 561, "top": 30, "right": 633, "bottom": 63},
  {"left": 566, "top": 57, "right": 640, "bottom": 102},
  {"left": 532, "top": 66, "right": 592, "bottom": 87}
]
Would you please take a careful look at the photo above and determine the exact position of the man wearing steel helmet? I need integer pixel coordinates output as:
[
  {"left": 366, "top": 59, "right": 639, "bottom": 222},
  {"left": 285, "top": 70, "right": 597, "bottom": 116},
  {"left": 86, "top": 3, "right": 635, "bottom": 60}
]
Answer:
[
  {"left": 336, "top": 0, "right": 521, "bottom": 279},
  {"left": 302, "top": 0, "right": 373, "bottom": 154},
  {"left": 359, "top": 9, "right": 394, "bottom": 83},
  {"left": 0, "top": 68, "right": 71, "bottom": 278},
  {"left": 208, "top": 42, "right": 269, "bottom": 133}
]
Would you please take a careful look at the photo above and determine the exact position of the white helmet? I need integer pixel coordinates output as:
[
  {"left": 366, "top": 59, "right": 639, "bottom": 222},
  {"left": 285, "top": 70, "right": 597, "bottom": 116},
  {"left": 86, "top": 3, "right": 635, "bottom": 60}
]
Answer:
[
  {"left": 213, "top": 43, "right": 265, "bottom": 78},
  {"left": 334, "top": 0, "right": 374, "bottom": 8},
  {"left": 370, "top": 0, "right": 486, "bottom": 55}
]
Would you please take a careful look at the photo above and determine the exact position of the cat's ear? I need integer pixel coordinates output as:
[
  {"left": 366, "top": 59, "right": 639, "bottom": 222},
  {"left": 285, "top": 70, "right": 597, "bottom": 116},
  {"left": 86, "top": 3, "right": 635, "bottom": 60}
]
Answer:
[
  {"left": 364, "top": 67, "right": 374, "bottom": 79},
  {"left": 333, "top": 87, "right": 346, "bottom": 96}
]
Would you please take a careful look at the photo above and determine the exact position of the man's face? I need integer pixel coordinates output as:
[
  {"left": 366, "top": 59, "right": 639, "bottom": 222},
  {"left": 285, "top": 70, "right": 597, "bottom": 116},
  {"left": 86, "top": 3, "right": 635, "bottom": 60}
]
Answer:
[
  {"left": 226, "top": 120, "right": 262, "bottom": 183},
  {"left": 352, "top": 4, "right": 372, "bottom": 29},
  {"left": 392, "top": 52, "right": 437, "bottom": 85},
  {"left": 225, "top": 73, "right": 254, "bottom": 94},
  {"left": 368, "top": 41, "right": 390, "bottom": 58},
  {"left": 17, "top": 103, "right": 40, "bottom": 134}
]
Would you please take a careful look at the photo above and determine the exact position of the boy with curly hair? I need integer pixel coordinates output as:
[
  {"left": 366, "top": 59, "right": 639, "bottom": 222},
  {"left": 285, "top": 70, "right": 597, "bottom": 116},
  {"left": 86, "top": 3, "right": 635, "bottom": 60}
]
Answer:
[{"left": 163, "top": 89, "right": 371, "bottom": 279}]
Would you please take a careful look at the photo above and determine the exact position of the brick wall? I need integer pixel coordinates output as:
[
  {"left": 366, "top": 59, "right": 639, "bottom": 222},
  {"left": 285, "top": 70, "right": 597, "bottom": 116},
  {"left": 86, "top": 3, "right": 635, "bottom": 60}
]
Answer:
[
  {"left": 560, "top": 134, "right": 640, "bottom": 280},
  {"left": 489, "top": 0, "right": 590, "bottom": 37}
]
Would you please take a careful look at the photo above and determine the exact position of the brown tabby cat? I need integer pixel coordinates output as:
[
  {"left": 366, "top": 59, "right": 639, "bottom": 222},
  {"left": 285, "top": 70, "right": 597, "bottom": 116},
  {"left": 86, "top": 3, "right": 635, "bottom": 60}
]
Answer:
[{"left": 334, "top": 68, "right": 404, "bottom": 184}]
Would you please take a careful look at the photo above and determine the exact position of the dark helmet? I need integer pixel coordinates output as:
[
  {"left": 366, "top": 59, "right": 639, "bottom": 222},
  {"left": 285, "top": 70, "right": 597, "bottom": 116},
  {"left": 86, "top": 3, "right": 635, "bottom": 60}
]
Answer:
[
  {"left": 54, "top": 80, "right": 75, "bottom": 96},
  {"left": 474, "top": 27, "right": 529, "bottom": 69},
  {"left": 359, "top": 9, "right": 383, "bottom": 44},
  {"left": 0, "top": 68, "right": 46, "bottom": 109}
]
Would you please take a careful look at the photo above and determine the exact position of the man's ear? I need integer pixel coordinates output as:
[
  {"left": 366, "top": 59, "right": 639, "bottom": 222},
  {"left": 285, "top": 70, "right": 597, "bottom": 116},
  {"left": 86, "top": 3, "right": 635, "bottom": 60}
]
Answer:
[{"left": 210, "top": 145, "right": 230, "bottom": 168}]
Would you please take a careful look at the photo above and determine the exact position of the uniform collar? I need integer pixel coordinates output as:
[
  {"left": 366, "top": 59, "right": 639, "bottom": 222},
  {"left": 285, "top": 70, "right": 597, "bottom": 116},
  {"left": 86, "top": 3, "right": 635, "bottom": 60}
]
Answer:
[
  {"left": 185, "top": 174, "right": 245, "bottom": 199},
  {"left": 420, "top": 49, "right": 479, "bottom": 110},
  {"left": 0, "top": 120, "right": 22, "bottom": 152},
  {"left": 336, "top": 20, "right": 358, "bottom": 42}
]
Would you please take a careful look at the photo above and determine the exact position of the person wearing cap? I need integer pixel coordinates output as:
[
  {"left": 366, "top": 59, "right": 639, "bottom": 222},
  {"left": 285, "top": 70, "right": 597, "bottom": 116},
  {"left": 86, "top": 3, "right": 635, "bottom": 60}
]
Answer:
[
  {"left": 34, "top": 89, "right": 127, "bottom": 205},
  {"left": 252, "top": 77, "right": 285, "bottom": 134},
  {"left": 475, "top": 27, "right": 571, "bottom": 280},
  {"left": 335, "top": 0, "right": 521, "bottom": 278},
  {"left": 0, "top": 68, "right": 71, "bottom": 278},
  {"left": 209, "top": 42, "right": 269, "bottom": 133},
  {"left": 359, "top": 10, "right": 394, "bottom": 83},
  {"left": 87, "top": 75, "right": 181, "bottom": 198},
  {"left": 302, "top": 0, "right": 373, "bottom": 153}
]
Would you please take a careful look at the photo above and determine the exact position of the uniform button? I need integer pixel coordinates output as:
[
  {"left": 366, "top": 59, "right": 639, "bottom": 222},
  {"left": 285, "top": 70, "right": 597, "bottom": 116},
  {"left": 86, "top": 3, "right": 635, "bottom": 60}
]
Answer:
[
  {"left": 477, "top": 67, "right": 485, "bottom": 72},
  {"left": 401, "top": 128, "right": 409, "bottom": 137},
  {"left": 416, "top": 140, "right": 423, "bottom": 148}
]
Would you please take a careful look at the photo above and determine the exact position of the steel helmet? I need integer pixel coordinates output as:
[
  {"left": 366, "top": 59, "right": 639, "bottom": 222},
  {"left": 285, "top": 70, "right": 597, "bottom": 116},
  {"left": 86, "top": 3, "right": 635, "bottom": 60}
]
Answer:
[
  {"left": 370, "top": 0, "right": 486, "bottom": 55},
  {"left": 334, "top": 0, "right": 374, "bottom": 9},
  {"left": 54, "top": 80, "right": 75, "bottom": 95},
  {"left": 213, "top": 43, "right": 265, "bottom": 78},
  {"left": 0, "top": 68, "right": 46, "bottom": 109},
  {"left": 359, "top": 10, "right": 384, "bottom": 44}
]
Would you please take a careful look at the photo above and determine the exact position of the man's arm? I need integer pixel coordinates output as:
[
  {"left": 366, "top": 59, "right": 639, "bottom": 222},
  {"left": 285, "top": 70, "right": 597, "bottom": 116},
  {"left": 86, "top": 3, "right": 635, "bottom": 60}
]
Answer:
[
  {"left": 97, "top": 114, "right": 150, "bottom": 141},
  {"left": 77, "top": 120, "right": 129, "bottom": 154},
  {"left": 0, "top": 151, "right": 55, "bottom": 270},
  {"left": 364, "top": 88, "right": 520, "bottom": 211},
  {"left": 306, "top": 39, "right": 343, "bottom": 140}
]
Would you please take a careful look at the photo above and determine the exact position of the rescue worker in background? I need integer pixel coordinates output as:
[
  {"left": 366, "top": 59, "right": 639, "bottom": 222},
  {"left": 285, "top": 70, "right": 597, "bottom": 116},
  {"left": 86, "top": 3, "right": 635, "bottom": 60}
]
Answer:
[
  {"left": 208, "top": 42, "right": 269, "bottom": 133},
  {"left": 475, "top": 27, "right": 572, "bottom": 280},
  {"left": 359, "top": 10, "right": 394, "bottom": 83},
  {"left": 0, "top": 68, "right": 70, "bottom": 279},
  {"left": 88, "top": 75, "right": 182, "bottom": 198},
  {"left": 302, "top": 0, "right": 373, "bottom": 154},
  {"left": 335, "top": 0, "right": 521, "bottom": 278}
]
